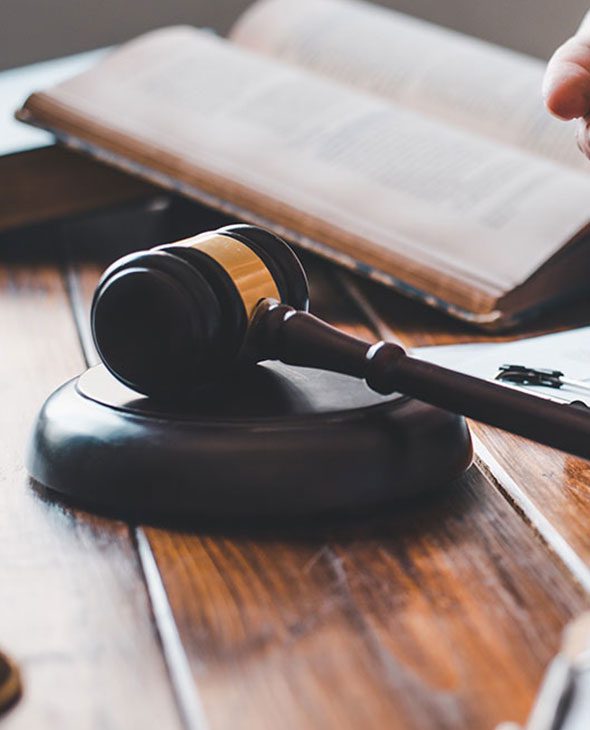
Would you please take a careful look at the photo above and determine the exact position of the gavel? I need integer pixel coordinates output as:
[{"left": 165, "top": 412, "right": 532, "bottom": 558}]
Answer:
[{"left": 92, "top": 224, "right": 590, "bottom": 460}]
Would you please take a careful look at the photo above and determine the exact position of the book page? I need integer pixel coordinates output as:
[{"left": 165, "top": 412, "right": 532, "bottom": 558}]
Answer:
[
  {"left": 231, "top": 0, "right": 588, "bottom": 172},
  {"left": 21, "top": 27, "right": 590, "bottom": 308}
]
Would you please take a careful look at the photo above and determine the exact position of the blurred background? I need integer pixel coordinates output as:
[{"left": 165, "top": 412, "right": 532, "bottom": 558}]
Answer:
[{"left": 1, "top": 0, "right": 589, "bottom": 71}]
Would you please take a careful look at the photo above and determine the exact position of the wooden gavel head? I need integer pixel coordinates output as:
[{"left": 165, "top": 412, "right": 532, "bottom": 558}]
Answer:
[{"left": 92, "top": 224, "right": 309, "bottom": 397}]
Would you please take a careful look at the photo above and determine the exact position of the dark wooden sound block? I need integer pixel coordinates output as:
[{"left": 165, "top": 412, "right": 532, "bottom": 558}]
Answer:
[{"left": 26, "top": 364, "right": 472, "bottom": 519}]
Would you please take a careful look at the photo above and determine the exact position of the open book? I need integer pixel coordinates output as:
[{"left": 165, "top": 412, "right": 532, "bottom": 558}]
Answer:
[{"left": 16, "top": 0, "right": 590, "bottom": 329}]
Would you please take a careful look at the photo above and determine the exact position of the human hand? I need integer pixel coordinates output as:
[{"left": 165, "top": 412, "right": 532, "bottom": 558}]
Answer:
[{"left": 543, "top": 11, "right": 590, "bottom": 157}]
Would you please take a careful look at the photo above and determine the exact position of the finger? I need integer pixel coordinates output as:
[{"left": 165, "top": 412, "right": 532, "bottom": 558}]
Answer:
[{"left": 543, "top": 11, "right": 590, "bottom": 119}]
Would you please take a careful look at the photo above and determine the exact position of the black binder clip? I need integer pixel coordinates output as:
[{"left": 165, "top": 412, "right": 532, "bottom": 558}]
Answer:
[{"left": 494, "top": 364, "right": 590, "bottom": 408}]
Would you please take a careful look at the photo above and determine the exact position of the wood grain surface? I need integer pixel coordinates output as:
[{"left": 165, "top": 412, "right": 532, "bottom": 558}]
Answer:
[
  {"left": 0, "top": 260, "right": 181, "bottom": 729},
  {"left": 0, "top": 147, "right": 156, "bottom": 233},
  {"left": 66, "top": 254, "right": 590, "bottom": 730}
]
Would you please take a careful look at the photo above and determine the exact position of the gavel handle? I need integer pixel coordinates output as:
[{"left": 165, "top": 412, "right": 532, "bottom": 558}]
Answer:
[
  {"left": 257, "top": 302, "right": 590, "bottom": 460},
  {"left": 366, "top": 342, "right": 590, "bottom": 459}
]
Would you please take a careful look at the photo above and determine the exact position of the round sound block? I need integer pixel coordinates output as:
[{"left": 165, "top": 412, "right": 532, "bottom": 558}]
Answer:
[{"left": 27, "top": 363, "right": 472, "bottom": 519}]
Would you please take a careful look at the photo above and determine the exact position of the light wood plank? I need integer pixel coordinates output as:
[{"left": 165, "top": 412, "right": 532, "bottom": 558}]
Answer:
[{"left": 0, "top": 261, "right": 182, "bottom": 729}]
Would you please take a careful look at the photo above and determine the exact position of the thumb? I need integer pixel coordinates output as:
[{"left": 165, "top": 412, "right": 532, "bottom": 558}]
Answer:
[{"left": 543, "top": 11, "right": 590, "bottom": 119}]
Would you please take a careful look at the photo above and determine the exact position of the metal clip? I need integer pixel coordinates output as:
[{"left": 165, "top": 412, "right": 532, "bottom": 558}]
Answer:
[
  {"left": 495, "top": 365, "right": 567, "bottom": 389},
  {"left": 494, "top": 364, "right": 590, "bottom": 407}
]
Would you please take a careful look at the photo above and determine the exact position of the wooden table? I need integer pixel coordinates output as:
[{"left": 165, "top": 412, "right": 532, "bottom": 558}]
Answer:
[{"left": 2, "top": 61, "right": 590, "bottom": 730}]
